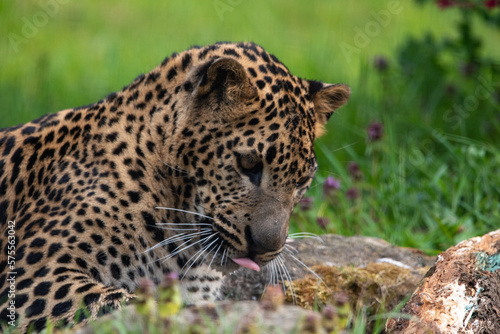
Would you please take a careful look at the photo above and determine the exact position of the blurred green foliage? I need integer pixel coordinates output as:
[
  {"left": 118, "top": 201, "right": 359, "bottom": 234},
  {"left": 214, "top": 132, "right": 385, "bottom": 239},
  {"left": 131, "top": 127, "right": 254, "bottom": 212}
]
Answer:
[{"left": 1, "top": 1, "right": 500, "bottom": 253}]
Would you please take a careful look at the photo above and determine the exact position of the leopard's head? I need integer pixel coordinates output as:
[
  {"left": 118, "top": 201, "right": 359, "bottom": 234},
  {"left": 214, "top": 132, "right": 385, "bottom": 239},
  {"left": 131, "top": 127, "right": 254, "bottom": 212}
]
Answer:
[{"left": 159, "top": 43, "right": 350, "bottom": 272}]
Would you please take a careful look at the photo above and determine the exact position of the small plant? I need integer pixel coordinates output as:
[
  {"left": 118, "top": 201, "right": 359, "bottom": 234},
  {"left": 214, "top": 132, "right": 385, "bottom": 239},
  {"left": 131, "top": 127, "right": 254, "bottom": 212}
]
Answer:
[{"left": 291, "top": 0, "right": 500, "bottom": 254}]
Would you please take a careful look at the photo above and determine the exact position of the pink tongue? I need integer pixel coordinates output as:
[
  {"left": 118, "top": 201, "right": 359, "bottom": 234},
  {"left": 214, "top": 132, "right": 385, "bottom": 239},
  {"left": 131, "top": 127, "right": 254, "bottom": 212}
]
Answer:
[{"left": 232, "top": 257, "right": 260, "bottom": 272}]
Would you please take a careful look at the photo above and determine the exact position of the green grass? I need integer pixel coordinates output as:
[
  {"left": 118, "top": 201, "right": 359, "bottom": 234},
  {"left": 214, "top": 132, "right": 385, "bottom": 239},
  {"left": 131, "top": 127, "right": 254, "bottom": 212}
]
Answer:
[
  {"left": 295, "top": 131, "right": 500, "bottom": 254},
  {"left": 1, "top": 1, "right": 499, "bottom": 252}
]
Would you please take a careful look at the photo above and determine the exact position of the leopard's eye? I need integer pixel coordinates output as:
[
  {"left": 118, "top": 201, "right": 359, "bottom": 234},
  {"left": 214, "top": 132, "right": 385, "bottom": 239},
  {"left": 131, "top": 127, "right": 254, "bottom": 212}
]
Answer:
[
  {"left": 239, "top": 154, "right": 259, "bottom": 171},
  {"left": 236, "top": 153, "right": 263, "bottom": 185},
  {"left": 296, "top": 176, "right": 311, "bottom": 188}
]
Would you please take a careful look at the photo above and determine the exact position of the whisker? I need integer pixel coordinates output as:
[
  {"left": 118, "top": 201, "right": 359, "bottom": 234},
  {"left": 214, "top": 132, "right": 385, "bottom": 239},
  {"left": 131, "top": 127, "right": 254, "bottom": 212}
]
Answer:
[
  {"left": 287, "top": 232, "right": 324, "bottom": 243},
  {"left": 284, "top": 243, "right": 299, "bottom": 254},
  {"left": 155, "top": 222, "right": 213, "bottom": 227},
  {"left": 146, "top": 234, "right": 211, "bottom": 265},
  {"left": 151, "top": 227, "right": 201, "bottom": 231},
  {"left": 145, "top": 230, "right": 208, "bottom": 253},
  {"left": 277, "top": 255, "right": 297, "bottom": 304},
  {"left": 284, "top": 114, "right": 299, "bottom": 130},
  {"left": 164, "top": 229, "right": 210, "bottom": 242},
  {"left": 224, "top": 249, "right": 229, "bottom": 266},
  {"left": 274, "top": 261, "right": 281, "bottom": 286},
  {"left": 181, "top": 235, "right": 219, "bottom": 278},
  {"left": 152, "top": 232, "right": 213, "bottom": 263},
  {"left": 206, "top": 241, "right": 223, "bottom": 273},
  {"left": 273, "top": 256, "right": 296, "bottom": 304},
  {"left": 283, "top": 250, "right": 327, "bottom": 288},
  {"left": 181, "top": 247, "right": 208, "bottom": 276},
  {"left": 159, "top": 158, "right": 223, "bottom": 191},
  {"left": 194, "top": 238, "right": 221, "bottom": 276},
  {"left": 268, "top": 260, "right": 274, "bottom": 285},
  {"left": 328, "top": 141, "right": 359, "bottom": 154},
  {"left": 307, "top": 181, "right": 324, "bottom": 191},
  {"left": 221, "top": 248, "right": 228, "bottom": 267},
  {"left": 270, "top": 260, "right": 279, "bottom": 286},
  {"left": 165, "top": 233, "right": 214, "bottom": 259},
  {"left": 159, "top": 159, "right": 189, "bottom": 175},
  {"left": 155, "top": 207, "right": 214, "bottom": 220}
]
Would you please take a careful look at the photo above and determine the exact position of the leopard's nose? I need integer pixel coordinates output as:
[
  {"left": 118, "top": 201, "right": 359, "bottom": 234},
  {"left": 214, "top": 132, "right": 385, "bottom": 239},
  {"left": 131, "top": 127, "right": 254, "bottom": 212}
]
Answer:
[{"left": 245, "top": 225, "right": 283, "bottom": 256}]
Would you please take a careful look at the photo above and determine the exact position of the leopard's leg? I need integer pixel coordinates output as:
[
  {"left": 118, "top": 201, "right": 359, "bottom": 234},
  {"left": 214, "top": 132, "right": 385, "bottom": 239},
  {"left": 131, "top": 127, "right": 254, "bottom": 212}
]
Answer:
[
  {"left": 4, "top": 271, "right": 133, "bottom": 333},
  {"left": 178, "top": 263, "right": 223, "bottom": 303}
]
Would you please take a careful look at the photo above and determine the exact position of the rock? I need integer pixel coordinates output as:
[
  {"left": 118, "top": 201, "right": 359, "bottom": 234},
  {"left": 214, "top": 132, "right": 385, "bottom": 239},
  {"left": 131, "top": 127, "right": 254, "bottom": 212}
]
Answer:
[
  {"left": 222, "top": 234, "right": 435, "bottom": 333},
  {"left": 223, "top": 234, "right": 435, "bottom": 301},
  {"left": 386, "top": 229, "right": 500, "bottom": 334},
  {"left": 76, "top": 234, "right": 435, "bottom": 333}
]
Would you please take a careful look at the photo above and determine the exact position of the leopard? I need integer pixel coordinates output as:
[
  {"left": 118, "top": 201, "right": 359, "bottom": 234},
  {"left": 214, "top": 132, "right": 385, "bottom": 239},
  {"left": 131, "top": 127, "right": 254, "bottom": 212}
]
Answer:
[{"left": 0, "top": 42, "right": 350, "bottom": 332}]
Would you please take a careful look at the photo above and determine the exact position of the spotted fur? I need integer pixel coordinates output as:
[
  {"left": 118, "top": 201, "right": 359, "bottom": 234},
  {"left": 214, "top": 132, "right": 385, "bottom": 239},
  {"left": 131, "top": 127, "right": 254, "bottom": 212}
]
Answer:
[{"left": 0, "top": 42, "right": 350, "bottom": 331}]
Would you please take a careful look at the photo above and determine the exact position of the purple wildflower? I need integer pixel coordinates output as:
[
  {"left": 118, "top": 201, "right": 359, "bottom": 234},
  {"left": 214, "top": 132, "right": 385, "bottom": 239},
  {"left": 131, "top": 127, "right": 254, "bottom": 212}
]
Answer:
[
  {"left": 299, "top": 197, "right": 314, "bottom": 211},
  {"left": 445, "top": 84, "right": 456, "bottom": 96},
  {"left": 367, "top": 122, "right": 384, "bottom": 142},
  {"left": 485, "top": 0, "right": 500, "bottom": 9},
  {"left": 460, "top": 62, "right": 477, "bottom": 77},
  {"left": 373, "top": 56, "right": 388, "bottom": 72},
  {"left": 334, "top": 292, "right": 349, "bottom": 305},
  {"left": 322, "top": 304, "right": 337, "bottom": 320},
  {"left": 347, "top": 162, "right": 362, "bottom": 181},
  {"left": 436, "top": 0, "right": 455, "bottom": 9},
  {"left": 137, "top": 277, "right": 156, "bottom": 295},
  {"left": 317, "top": 217, "right": 330, "bottom": 229},
  {"left": 346, "top": 187, "right": 360, "bottom": 201},
  {"left": 165, "top": 272, "right": 179, "bottom": 280},
  {"left": 323, "top": 176, "right": 341, "bottom": 196}
]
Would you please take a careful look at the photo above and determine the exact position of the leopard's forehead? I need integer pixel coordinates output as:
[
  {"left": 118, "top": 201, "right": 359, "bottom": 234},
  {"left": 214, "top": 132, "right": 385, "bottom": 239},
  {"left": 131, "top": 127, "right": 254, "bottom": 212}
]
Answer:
[
  {"left": 170, "top": 42, "right": 318, "bottom": 181},
  {"left": 170, "top": 42, "right": 292, "bottom": 78},
  {"left": 163, "top": 42, "right": 315, "bottom": 127}
]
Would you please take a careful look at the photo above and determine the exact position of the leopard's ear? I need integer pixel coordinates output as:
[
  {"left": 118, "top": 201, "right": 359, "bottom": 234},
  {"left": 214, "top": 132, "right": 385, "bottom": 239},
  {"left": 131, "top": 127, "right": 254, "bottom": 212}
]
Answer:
[
  {"left": 193, "top": 57, "right": 257, "bottom": 118},
  {"left": 309, "top": 81, "right": 351, "bottom": 137}
]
